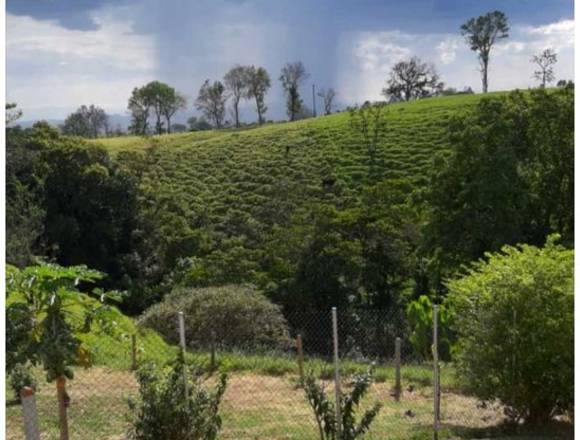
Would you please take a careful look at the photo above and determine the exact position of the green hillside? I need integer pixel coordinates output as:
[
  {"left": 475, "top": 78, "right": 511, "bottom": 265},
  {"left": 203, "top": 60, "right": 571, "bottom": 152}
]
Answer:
[
  {"left": 98, "top": 93, "right": 493, "bottom": 186},
  {"left": 95, "top": 93, "right": 495, "bottom": 224},
  {"left": 86, "top": 92, "right": 506, "bottom": 305}
]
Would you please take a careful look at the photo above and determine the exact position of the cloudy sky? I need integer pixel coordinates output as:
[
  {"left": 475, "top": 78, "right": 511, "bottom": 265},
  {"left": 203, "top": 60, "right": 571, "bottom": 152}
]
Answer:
[{"left": 6, "top": 0, "right": 575, "bottom": 122}]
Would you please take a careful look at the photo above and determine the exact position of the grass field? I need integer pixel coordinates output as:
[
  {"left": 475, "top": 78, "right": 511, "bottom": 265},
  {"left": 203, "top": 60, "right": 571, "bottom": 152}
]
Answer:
[
  {"left": 5, "top": 303, "right": 572, "bottom": 440},
  {"left": 6, "top": 365, "right": 571, "bottom": 440}
]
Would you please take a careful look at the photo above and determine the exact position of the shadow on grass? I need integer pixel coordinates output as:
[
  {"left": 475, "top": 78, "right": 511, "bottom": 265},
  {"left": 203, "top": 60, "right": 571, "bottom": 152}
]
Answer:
[{"left": 443, "top": 420, "right": 573, "bottom": 439}]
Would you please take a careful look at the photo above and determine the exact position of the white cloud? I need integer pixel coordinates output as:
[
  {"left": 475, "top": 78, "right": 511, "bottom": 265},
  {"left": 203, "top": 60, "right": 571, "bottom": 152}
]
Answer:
[
  {"left": 436, "top": 37, "right": 460, "bottom": 64},
  {"left": 337, "top": 19, "right": 574, "bottom": 103},
  {"left": 6, "top": 10, "right": 156, "bottom": 119}
]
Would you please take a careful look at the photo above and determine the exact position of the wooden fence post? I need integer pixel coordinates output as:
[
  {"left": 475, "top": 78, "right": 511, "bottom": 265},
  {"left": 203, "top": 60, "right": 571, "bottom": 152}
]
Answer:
[
  {"left": 21, "top": 387, "right": 40, "bottom": 440},
  {"left": 210, "top": 329, "right": 216, "bottom": 371},
  {"left": 433, "top": 305, "right": 440, "bottom": 440},
  {"left": 394, "top": 336, "right": 402, "bottom": 402},
  {"left": 56, "top": 376, "right": 69, "bottom": 440},
  {"left": 332, "top": 307, "right": 342, "bottom": 440},
  {"left": 296, "top": 334, "right": 304, "bottom": 381},
  {"left": 131, "top": 334, "right": 137, "bottom": 371}
]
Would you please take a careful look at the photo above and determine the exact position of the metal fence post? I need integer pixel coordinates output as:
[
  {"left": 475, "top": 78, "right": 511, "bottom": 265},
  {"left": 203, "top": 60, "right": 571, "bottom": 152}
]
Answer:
[
  {"left": 178, "top": 312, "right": 188, "bottom": 401},
  {"left": 21, "top": 387, "right": 40, "bottom": 440},
  {"left": 394, "top": 336, "right": 402, "bottom": 402},
  {"left": 296, "top": 334, "right": 305, "bottom": 381},
  {"left": 332, "top": 307, "right": 342, "bottom": 440},
  {"left": 433, "top": 305, "right": 440, "bottom": 440}
]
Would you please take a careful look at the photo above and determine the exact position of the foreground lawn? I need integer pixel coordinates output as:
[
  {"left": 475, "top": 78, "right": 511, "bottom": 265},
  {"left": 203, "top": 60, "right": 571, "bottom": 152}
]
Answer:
[{"left": 6, "top": 366, "right": 571, "bottom": 440}]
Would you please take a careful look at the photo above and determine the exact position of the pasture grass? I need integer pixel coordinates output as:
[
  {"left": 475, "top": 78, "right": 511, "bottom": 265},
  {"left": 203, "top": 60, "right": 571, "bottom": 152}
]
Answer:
[{"left": 6, "top": 367, "right": 571, "bottom": 440}]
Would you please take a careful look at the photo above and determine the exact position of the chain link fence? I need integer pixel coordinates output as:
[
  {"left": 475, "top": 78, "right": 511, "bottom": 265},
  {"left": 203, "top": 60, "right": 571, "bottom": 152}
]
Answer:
[{"left": 5, "top": 307, "right": 565, "bottom": 439}]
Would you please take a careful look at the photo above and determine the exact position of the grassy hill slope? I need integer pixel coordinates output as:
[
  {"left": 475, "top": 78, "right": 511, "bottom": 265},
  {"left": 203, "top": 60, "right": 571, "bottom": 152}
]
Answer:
[
  {"left": 97, "top": 93, "right": 493, "bottom": 187},
  {"left": 90, "top": 93, "right": 509, "bottom": 297},
  {"left": 94, "top": 93, "right": 495, "bottom": 235}
]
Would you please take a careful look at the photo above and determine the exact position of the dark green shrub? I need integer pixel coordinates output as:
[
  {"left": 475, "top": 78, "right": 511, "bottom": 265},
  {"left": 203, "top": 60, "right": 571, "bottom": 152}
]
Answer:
[
  {"left": 406, "top": 295, "right": 452, "bottom": 361},
  {"left": 140, "top": 285, "right": 290, "bottom": 351},
  {"left": 301, "top": 368, "right": 382, "bottom": 440},
  {"left": 9, "top": 363, "right": 37, "bottom": 403},
  {"left": 446, "top": 236, "right": 573, "bottom": 425},
  {"left": 127, "top": 354, "right": 227, "bottom": 440}
]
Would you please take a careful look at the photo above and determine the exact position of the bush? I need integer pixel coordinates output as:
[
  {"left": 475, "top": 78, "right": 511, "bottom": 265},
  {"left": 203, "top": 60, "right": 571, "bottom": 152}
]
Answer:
[
  {"left": 9, "top": 363, "right": 37, "bottom": 403},
  {"left": 406, "top": 295, "right": 452, "bottom": 361},
  {"left": 127, "top": 354, "right": 227, "bottom": 440},
  {"left": 301, "top": 367, "right": 382, "bottom": 440},
  {"left": 446, "top": 236, "right": 573, "bottom": 424},
  {"left": 140, "top": 285, "right": 291, "bottom": 351}
]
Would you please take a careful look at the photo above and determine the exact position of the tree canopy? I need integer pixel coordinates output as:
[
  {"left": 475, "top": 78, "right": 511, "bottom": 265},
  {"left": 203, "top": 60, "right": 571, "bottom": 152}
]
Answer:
[{"left": 382, "top": 57, "right": 443, "bottom": 102}]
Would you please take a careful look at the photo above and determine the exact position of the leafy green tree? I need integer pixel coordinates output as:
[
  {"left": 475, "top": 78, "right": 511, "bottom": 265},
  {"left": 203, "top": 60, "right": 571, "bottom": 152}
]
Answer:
[
  {"left": 5, "top": 122, "right": 60, "bottom": 267},
  {"left": 41, "top": 140, "right": 138, "bottom": 285},
  {"left": 6, "top": 102, "right": 23, "bottom": 125},
  {"left": 460, "top": 10, "right": 509, "bottom": 93},
  {"left": 317, "top": 88, "right": 336, "bottom": 115},
  {"left": 128, "top": 87, "right": 150, "bottom": 135},
  {"left": 62, "top": 111, "right": 90, "bottom": 137},
  {"left": 348, "top": 102, "right": 387, "bottom": 177},
  {"left": 424, "top": 88, "right": 573, "bottom": 283},
  {"left": 406, "top": 295, "right": 451, "bottom": 361},
  {"left": 7, "top": 264, "right": 119, "bottom": 378},
  {"left": 531, "top": 48, "right": 557, "bottom": 87},
  {"left": 141, "top": 81, "right": 174, "bottom": 134},
  {"left": 446, "top": 236, "right": 573, "bottom": 424},
  {"left": 195, "top": 80, "right": 227, "bottom": 128},
  {"left": 280, "top": 61, "right": 309, "bottom": 121},
  {"left": 62, "top": 105, "right": 109, "bottom": 138},
  {"left": 382, "top": 57, "right": 443, "bottom": 102},
  {"left": 7, "top": 263, "right": 120, "bottom": 438},
  {"left": 224, "top": 65, "right": 249, "bottom": 128},
  {"left": 245, "top": 65, "right": 271, "bottom": 124},
  {"left": 161, "top": 91, "right": 186, "bottom": 134},
  {"left": 187, "top": 116, "right": 213, "bottom": 131}
]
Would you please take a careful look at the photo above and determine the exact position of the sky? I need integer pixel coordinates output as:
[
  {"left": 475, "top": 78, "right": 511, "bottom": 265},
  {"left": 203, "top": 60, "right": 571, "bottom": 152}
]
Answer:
[{"left": 6, "top": 0, "right": 575, "bottom": 123}]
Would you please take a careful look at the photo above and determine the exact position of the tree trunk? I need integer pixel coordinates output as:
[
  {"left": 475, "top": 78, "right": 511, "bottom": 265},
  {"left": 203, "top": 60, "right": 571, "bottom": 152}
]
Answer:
[
  {"left": 166, "top": 116, "right": 171, "bottom": 134},
  {"left": 234, "top": 100, "right": 240, "bottom": 128},
  {"left": 56, "top": 376, "right": 69, "bottom": 440},
  {"left": 482, "top": 58, "right": 489, "bottom": 93},
  {"left": 255, "top": 97, "right": 262, "bottom": 124}
]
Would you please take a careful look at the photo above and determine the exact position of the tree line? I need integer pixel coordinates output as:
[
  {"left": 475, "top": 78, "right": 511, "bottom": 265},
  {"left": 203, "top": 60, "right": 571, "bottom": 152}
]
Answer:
[{"left": 55, "top": 10, "right": 563, "bottom": 140}]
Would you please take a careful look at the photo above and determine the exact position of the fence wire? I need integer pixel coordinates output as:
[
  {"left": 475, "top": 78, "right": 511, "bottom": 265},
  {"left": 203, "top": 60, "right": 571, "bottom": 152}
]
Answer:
[{"left": 5, "top": 308, "right": 548, "bottom": 440}]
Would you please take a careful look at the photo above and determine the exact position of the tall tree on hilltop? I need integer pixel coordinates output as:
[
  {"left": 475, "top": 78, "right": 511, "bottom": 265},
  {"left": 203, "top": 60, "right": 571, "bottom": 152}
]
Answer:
[
  {"left": 6, "top": 103, "right": 23, "bottom": 125},
  {"left": 279, "top": 62, "right": 309, "bottom": 121},
  {"left": 382, "top": 57, "right": 443, "bottom": 102},
  {"left": 161, "top": 91, "right": 186, "bottom": 134},
  {"left": 461, "top": 10, "right": 509, "bottom": 93},
  {"left": 245, "top": 66, "right": 271, "bottom": 124},
  {"left": 128, "top": 87, "right": 150, "bottom": 135},
  {"left": 224, "top": 65, "right": 249, "bottom": 128},
  {"left": 317, "top": 88, "right": 336, "bottom": 115},
  {"left": 62, "top": 105, "right": 108, "bottom": 138},
  {"left": 195, "top": 80, "right": 228, "bottom": 128},
  {"left": 532, "top": 48, "right": 557, "bottom": 88},
  {"left": 141, "top": 81, "right": 175, "bottom": 135}
]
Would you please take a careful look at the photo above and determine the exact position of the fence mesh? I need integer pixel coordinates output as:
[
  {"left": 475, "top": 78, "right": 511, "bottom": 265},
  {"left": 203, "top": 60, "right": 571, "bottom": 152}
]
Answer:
[{"left": 5, "top": 308, "right": 564, "bottom": 439}]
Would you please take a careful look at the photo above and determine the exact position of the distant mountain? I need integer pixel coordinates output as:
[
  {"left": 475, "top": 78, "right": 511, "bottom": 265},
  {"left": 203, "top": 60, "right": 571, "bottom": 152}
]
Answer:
[{"left": 17, "top": 113, "right": 133, "bottom": 131}]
